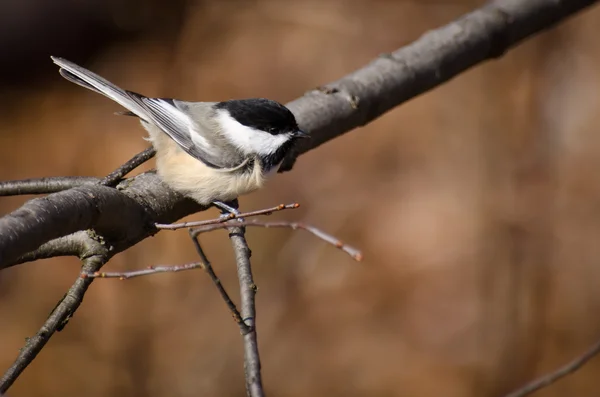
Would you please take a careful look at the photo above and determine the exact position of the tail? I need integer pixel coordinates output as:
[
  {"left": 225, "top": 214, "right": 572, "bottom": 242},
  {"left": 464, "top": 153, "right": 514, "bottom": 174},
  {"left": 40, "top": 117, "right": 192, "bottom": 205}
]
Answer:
[{"left": 51, "top": 56, "right": 148, "bottom": 121}]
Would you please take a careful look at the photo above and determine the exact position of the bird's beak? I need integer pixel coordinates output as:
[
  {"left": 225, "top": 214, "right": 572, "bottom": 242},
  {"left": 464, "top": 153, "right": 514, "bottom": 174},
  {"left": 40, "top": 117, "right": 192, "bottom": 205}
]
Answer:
[{"left": 293, "top": 129, "right": 310, "bottom": 138}]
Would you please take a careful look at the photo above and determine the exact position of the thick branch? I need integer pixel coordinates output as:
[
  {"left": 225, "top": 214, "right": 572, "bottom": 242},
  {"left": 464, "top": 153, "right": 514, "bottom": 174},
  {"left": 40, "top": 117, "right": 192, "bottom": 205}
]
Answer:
[
  {"left": 280, "top": 0, "right": 599, "bottom": 170},
  {"left": 0, "top": 172, "right": 202, "bottom": 268}
]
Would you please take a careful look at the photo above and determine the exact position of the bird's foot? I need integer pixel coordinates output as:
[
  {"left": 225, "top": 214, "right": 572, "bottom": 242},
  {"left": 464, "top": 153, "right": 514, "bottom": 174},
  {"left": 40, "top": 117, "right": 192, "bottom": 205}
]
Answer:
[{"left": 212, "top": 199, "right": 244, "bottom": 222}]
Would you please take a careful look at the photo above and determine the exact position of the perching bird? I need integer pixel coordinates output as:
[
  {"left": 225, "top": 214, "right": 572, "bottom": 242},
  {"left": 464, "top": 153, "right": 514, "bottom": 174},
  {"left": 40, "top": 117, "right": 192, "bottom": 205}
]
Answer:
[{"left": 51, "top": 57, "right": 308, "bottom": 214}]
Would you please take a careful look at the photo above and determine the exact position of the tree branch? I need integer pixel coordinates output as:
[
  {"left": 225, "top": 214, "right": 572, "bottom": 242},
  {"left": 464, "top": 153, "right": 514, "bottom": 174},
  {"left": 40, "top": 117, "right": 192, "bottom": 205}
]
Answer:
[
  {"left": 504, "top": 338, "right": 600, "bottom": 397},
  {"left": 155, "top": 203, "right": 299, "bottom": 230},
  {"left": 0, "top": 149, "right": 173, "bottom": 392},
  {"left": 0, "top": 177, "right": 98, "bottom": 196},
  {"left": 280, "top": 0, "right": 599, "bottom": 170},
  {"left": 0, "top": 238, "right": 109, "bottom": 394},
  {"left": 189, "top": 231, "right": 250, "bottom": 335},
  {"left": 83, "top": 261, "right": 202, "bottom": 280},
  {"left": 99, "top": 147, "right": 156, "bottom": 187},
  {"left": 0, "top": 147, "right": 156, "bottom": 197},
  {"left": 0, "top": 172, "right": 202, "bottom": 268},
  {"left": 228, "top": 225, "right": 264, "bottom": 397},
  {"left": 10, "top": 231, "right": 91, "bottom": 267},
  {"left": 193, "top": 220, "right": 363, "bottom": 260}
]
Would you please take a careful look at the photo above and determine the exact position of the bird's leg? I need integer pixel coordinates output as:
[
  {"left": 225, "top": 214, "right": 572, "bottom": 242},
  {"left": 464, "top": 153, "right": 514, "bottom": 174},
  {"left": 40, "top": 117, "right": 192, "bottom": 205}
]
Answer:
[
  {"left": 212, "top": 199, "right": 241, "bottom": 216},
  {"left": 212, "top": 199, "right": 244, "bottom": 222}
]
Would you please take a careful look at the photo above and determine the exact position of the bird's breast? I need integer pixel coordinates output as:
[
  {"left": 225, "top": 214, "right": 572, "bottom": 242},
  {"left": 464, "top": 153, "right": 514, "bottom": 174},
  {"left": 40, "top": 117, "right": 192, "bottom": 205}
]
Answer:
[
  {"left": 156, "top": 145, "right": 266, "bottom": 205},
  {"left": 145, "top": 124, "right": 269, "bottom": 205}
]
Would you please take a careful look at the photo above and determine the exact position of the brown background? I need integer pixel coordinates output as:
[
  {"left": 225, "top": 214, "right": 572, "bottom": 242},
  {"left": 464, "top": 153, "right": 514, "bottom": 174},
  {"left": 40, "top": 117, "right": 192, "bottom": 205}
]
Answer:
[{"left": 1, "top": 1, "right": 600, "bottom": 396}]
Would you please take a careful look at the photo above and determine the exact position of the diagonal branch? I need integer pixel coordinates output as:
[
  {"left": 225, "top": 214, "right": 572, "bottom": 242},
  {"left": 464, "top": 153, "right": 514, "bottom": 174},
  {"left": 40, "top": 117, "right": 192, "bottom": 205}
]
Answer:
[
  {"left": 280, "top": 0, "right": 599, "bottom": 171},
  {"left": 189, "top": 232, "right": 250, "bottom": 335},
  {"left": 100, "top": 147, "right": 156, "bottom": 187},
  {"left": 504, "top": 338, "right": 600, "bottom": 397},
  {"left": 0, "top": 237, "right": 109, "bottom": 394},
  {"left": 193, "top": 220, "right": 363, "bottom": 260}
]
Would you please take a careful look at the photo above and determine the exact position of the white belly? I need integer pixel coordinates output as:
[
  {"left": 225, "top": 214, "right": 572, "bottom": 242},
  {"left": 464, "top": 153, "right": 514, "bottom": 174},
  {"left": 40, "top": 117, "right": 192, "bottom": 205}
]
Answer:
[{"left": 144, "top": 124, "right": 266, "bottom": 205}]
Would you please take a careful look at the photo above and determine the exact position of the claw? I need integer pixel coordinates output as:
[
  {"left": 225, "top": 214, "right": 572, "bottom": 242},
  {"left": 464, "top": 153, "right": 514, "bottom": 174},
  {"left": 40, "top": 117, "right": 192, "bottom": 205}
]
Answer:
[{"left": 213, "top": 200, "right": 244, "bottom": 222}]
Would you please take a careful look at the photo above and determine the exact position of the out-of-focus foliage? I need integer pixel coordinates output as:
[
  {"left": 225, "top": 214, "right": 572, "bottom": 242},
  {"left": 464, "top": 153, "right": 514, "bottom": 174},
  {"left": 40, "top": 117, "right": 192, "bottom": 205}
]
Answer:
[{"left": 1, "top": 1, "right": 600, "bottom": 396}]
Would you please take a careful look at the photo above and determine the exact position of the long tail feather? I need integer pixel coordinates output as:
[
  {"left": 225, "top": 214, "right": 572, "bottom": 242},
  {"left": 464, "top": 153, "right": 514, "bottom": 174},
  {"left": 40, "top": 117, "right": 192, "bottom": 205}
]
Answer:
[{"left": 51, "top": 56, "right": 148, "bottom": 121}]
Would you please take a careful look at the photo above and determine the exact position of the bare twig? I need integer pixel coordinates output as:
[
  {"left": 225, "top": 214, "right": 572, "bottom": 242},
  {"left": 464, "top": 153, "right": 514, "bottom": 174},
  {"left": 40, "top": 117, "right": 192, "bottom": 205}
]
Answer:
[
  {"left": 192, "top": 220, "right": 363, "bottom": 261},
  {"left": 504, "top": 339, "right": 600, "bottom": 397},
  {"left": 100, "top": 147, "right": 156, "bottom": 187},
  {"left": 0, "top": 177, "right": 98, "bottom": 196},
  {"left": 79, "top": 234, "right": 250, "bottom": 334},
  {"left": 189, "top": 231, "right": 250, "bottom": 334},
  {"left": 155, "top": 203, "right": 300, "bottom": 230},
  {"left": 227, "top": 223, "right": 264, "bottom": 397},
  {"left": 0, "top": 247, "right": 107, "bottom": 393},
  {"left": 82, "top": 262, "right": 201, "bottom": 280}
]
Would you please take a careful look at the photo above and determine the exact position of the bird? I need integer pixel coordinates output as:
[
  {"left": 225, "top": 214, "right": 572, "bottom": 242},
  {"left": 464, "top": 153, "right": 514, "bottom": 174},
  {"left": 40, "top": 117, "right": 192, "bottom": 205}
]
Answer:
[{"left": 51, "top": 57, "right": 308, "bottom": 215}]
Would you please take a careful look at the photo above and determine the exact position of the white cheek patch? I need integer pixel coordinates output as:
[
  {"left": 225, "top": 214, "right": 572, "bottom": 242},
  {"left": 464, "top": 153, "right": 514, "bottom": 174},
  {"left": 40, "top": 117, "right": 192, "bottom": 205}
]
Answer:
[{"left": 217, "top": 111, "right": 291, "bottom": 155}]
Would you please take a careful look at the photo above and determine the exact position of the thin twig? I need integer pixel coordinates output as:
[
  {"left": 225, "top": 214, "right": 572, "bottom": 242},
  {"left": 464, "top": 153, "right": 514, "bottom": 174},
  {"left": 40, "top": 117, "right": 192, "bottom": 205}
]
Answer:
[
  {"left": 81, "top": 262, "right": 202, "bottom": 280},
  {"left": 155, "top": 203, "right": 300, "bottom": 230},
  {"left": 189, "top": 231, "right": 250, "bottom": 334},
  {"left": 100, "top": 147, "right": 156, "bottom": 187},
  {"left": 78, "top": 238, "right": 249, "bottom": 333},
  {"left": 191, "top": 220, "right": 363, "bottom": 261},
  {"left": 0, "top": 250, "right": 106, "bottom": 393},
  {"left": 0, "top": 177, "right": 98, "bottom": 196},
  {"left": 227, "top": 222, "right": 264, "bottom": 397},
  {"left": 504, "top": 338, "right": 600, "bottom": 397}
]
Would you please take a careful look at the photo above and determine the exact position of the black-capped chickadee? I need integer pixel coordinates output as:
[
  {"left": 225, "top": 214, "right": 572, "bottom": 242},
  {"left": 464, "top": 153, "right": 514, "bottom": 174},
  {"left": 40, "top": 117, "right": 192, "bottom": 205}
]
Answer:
[{"left": 51, "top": 57, "right": 308, "bottom": 212}]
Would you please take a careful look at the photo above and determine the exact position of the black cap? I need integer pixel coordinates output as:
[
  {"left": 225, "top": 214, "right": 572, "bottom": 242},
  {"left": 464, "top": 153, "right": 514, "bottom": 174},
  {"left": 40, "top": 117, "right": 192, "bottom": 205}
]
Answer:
[{"left": 214, "top": 98, "right": 299, "bottom": 135}]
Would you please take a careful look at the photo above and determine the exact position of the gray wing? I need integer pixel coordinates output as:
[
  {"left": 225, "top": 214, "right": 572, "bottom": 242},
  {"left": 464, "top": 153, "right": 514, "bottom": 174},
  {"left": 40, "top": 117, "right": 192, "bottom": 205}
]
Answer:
[
  {"left": 127, "top": 95, "right": 244, "bottom": 169},
  {"left": 51, "top": 56, "right": 241, "bottom": 170}
]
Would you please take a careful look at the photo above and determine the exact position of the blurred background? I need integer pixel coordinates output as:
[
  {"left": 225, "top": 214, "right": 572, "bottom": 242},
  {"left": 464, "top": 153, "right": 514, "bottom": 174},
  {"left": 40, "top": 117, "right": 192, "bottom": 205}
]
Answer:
[{"left": 1, "top": 0, "right": 600, "bottom": 396}]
